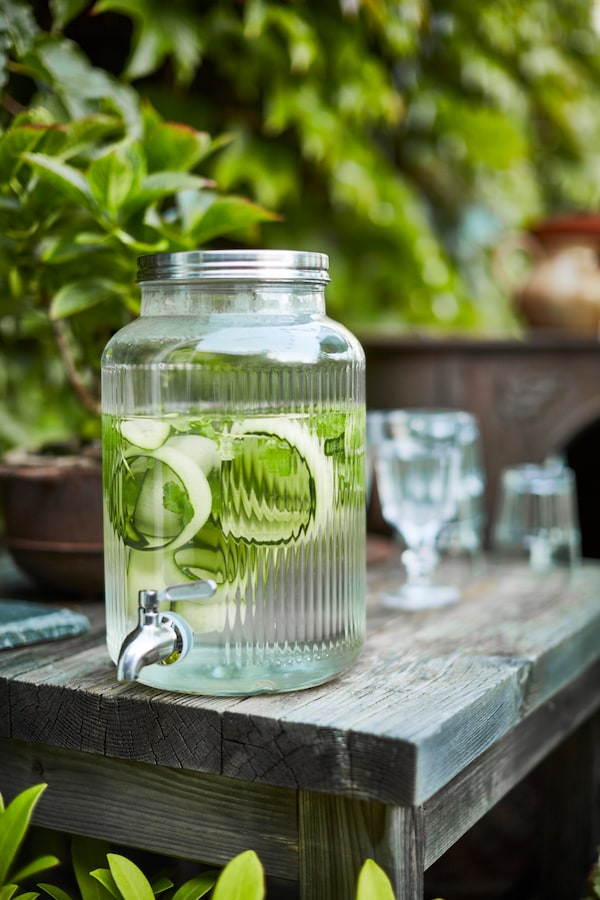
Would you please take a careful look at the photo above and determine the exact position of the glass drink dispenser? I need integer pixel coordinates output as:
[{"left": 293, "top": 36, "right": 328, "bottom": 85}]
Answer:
[{"left": 101, "top": 250, "right": 366, "bottom": 695}]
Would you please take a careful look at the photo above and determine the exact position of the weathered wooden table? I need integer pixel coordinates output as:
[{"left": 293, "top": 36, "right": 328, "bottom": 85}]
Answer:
[{"left": 1, "top": 550, "right": 599, "bottom": 899}]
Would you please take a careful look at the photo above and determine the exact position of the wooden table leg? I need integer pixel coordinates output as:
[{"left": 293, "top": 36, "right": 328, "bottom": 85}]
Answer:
[
  {"left": 537, "top": 710, "right": 600, "bottom": 899},
  {"left": 298, "top": 792, "right": 424, "bottom": 900}
]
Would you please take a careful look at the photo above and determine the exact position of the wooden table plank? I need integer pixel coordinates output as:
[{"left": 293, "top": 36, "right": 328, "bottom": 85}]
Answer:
[
  {"left": 299, "top": 793, "right": 425, "bottom": 900},
  {"left": 422, "top": 658, "right": 600, "bottom": 867},
  {"left": 0, "top": 737, "right": 299, "bottom": 879},
  {"left": 1, "top": 556, "right": 599, "bottom": 807},
  {"left": 1, "top": 551, "right": 599, "bottom": 899}
]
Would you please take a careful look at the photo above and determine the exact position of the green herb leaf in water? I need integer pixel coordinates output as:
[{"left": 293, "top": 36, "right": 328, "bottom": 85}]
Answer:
[
  {"left": 324, "top": 433, "right": 345, "bottom": 458},
  {"left": 163, "top": 481, "right": 194, "bottom": 525},
  {"left": 259, "top": 437, "right": 293, "bottom": 475}
]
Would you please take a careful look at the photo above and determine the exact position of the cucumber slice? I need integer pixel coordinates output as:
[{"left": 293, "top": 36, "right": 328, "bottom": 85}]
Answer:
[
  {"left": 124, "top": 445, "right": 212, "bottom": 552},
  {"left": 117, "top": 416, "right": 336, "bottom": 635},
  {"left": 148, "top": 445, "right": 212, "bottom": 551},
  {"left": 132, "top": 459, "right": 186, "bottom": 541},
  {"left": 166, "top": 434, "right": 219, "bottom": 475},
  {"left": 120, "top": 418, "right": 170, "bottom": 450},
  {"left": 174, "top": 534, "right": 227, "bottom": 584},
  {"left": 225, "top": 416, "right": 334, "bottom": 543}
]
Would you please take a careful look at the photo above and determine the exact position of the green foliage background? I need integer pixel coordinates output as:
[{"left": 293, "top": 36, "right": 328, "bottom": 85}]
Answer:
[
  {"left": 2, "top": 0, "right": 600, "bottom": 450},
  {"left": 83, "top": 0, "right": 600, "bottom": 333}
]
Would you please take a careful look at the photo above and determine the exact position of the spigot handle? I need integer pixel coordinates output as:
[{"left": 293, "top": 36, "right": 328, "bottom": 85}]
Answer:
[
  {"left": 138, "top": 578, "right": 217, "bottom": 611},
  {"left": 159, "top": 579, "right": 218, "bottom": 604}
]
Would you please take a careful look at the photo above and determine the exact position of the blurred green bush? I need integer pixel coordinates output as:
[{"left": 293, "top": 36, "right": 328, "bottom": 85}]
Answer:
[
  {"left": 3, "top": 0, "right": 600, "bottom": 451},
  {"left": 86, "top": 0, "right": 600, "bottom": 333}
]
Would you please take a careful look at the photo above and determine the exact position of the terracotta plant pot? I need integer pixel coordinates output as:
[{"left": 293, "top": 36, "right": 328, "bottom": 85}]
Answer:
[
  {"left": 0, "top": 444, "right": 104, "bottom": 597},
  {"left": 494, "top": 213, "right": 600, "bottom": 337}
]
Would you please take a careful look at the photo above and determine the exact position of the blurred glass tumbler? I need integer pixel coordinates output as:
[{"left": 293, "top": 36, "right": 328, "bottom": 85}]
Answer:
[{"left": 493, "top": 463, "right": 580, "bottom": 571}]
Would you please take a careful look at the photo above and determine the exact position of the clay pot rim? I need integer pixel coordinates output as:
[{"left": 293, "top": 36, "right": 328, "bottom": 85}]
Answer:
[
  {"left": 0, "top": 443, "right": 102, "bottom": 476},
  {"left": 530, "top": 213, "right": 600, "bottom": 237}
]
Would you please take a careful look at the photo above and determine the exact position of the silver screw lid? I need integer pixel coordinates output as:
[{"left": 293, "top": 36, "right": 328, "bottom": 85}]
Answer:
[{"left": 137, "top": 249, "right": 330, "bottom": 284}]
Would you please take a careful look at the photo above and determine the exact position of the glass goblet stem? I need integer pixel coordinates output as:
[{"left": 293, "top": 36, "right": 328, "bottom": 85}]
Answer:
[{"left": 401, "top": 545, "right": 440, "bottom": 588}]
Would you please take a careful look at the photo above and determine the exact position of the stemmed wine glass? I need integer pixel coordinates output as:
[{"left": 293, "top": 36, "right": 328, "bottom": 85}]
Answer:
[
  {"left": 373, "top": 410, "right": 463, "bottom": 610},
  {"left": 437, "top": 411, "right": 485, "bottom": 561}
]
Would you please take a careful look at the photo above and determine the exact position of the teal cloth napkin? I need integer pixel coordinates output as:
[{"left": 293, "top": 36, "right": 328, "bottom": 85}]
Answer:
[{"left": 0, "top": 599, "right": 90, "bottom": 649}]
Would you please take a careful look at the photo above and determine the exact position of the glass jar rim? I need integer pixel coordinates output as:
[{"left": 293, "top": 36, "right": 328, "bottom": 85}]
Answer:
[{"left": 137, "top": 249, "right": 330, "bottom": 284}]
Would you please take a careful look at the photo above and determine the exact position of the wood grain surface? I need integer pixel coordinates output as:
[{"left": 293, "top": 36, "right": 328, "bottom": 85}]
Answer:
[
  {"left": 1, "top": 555, "right": 599, "bottom": 807},
  {"left": 1, "top": 552, "right": 599, "bottom": 899}
]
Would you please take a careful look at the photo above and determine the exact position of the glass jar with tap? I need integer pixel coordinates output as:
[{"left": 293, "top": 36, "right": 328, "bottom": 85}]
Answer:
[{"left": 101, "top": 249, "right": 366, "bottom": 695}]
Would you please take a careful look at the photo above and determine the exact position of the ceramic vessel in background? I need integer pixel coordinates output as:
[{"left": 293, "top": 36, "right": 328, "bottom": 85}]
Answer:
[
  {"left": 494, "top": 214, "right": 600, "bottom": 337},
  {"left": 0, "top": 445, "right": 104, "bottom": 597}
]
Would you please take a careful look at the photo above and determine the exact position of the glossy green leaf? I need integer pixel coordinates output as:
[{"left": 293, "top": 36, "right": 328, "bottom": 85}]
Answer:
[
  {"left": 106, "top": 854, "right": 155, "bottom": 900},
  {"left": 144, "top": 122, "right": 213, "bottom": 173},
  {"left": 0, "top": 0, "right": 38, "bottom": 61},
  {"left": 87, "top": 147, "right": 143, "bottom": 218},
  {"left": 49, "top": 0, "right": 89, "bottom": 29},
  {"left": 0, "top": 785, "right": 47, "bottom": 885},
  {"left": 93, "top": 0, "right": 141, "bottom": 13},
  {"left": 150, "top": 876, "right": 173, "bottom": 895},
  {"left": 142, "top": 171, "right": 211, "bottom": 194},
  {"left": 212, "top": 851, "right": 264, "bottom": 900},
  {"left": 111, "top": 228, "right": 169, "bottom": 254},
  {"left": 88, "top": 870, "right": 118, "bottom": 899},
  {"left": 49, "top": 278, "right": 121, "bottom": 319},
  {"left": 0, "top": 125, "right": 46, "bottom": 182},
  {"left": 72, "top": 835, "right": 114, "bottom": 900},
  {"left": 9, "top": 892, "right": 39, "bottom": 900},
  {"left": 0, "top": 886, "right": 18, "bottom": 900},
  {"left": 265, "top": 7, "right": 318, "bottom": 74},
  {"left": 170, "top": 872, "right": 218, "bottom": 900},
  {"left": 60, "top": 116, "right": 125, "bottom": 161},
  {"left": 95, "top": 0, "right": 202, "bottom": 85},
  {"left": 20, "top": 153, "right": 96, "bottom": 209},
  {"left": 36, "top": 884, "right": 75, "bottom": 900},
  {"left": 355, "top": 859, "right": 395, "bottom": 900},
  {"left": 41, "top": 234, "right": 108, "bottom": 263},
  {"left": 25, "top": 36, "right": 140, "bottom": 131},
  {"left": 122, "top": 171, "right": 210, "bottom": 219},
  {"left": 190, "top": 197, "right": 280, "bottom": 245},
  {"left": 10, "top": 856, "right": 59, "bottom": 884}
]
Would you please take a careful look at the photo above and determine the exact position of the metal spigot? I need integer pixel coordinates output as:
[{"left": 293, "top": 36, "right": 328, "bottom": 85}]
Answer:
[{"left": 117, "top": 579, "right": 217, "bottom": 682}]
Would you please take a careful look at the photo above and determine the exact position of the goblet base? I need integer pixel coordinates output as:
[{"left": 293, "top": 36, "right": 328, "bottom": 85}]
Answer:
[{"left": 382, "top": 583, "right": 459, "bottom": 611}]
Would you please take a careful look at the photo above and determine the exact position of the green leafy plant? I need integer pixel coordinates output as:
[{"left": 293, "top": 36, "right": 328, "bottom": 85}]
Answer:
[
  {"left": 1, "top": 783, "right": 399, "bottom": 900},
  {"left": 0, "top": 783, "right": 59, "bottom": 898},
  {"left": 0, "top": 0, "right": 277, "bottom": 453},
  {"left": 86, "top": 0, "right": 600, "bottom": 335},
  {"left": 41, "top": 846, "right": 398, "bottom": 900},
  {"left": 355, "top": 859, "right": 395, "bottom": 900},
  {"left": 39, "top": 839, "right": 220, "bottom": 900}
]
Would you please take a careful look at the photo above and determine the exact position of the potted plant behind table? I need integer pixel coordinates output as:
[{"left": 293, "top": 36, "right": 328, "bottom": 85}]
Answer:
[{"left": 0, "top": 1, "right": 277, "bottom": 597}]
